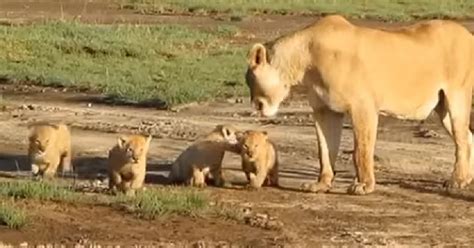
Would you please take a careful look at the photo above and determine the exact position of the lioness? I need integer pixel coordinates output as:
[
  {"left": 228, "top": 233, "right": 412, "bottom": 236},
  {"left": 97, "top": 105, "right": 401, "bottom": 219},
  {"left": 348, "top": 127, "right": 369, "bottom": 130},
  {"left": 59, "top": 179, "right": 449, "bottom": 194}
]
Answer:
[
  {"left": 28, "top": 122, "right": 73, "bottom": 179},
  {"left": 169, "top": 124, "right": 240, "bottom": 187},
  {"left": 239, "top": 130, "right": 279, "bottom": 189},
  {"left": 108, "top": 134, "right": 152, "bottom": 196},
  {"left": 245, "top": 15, "right": 474, "bottom": 195}
]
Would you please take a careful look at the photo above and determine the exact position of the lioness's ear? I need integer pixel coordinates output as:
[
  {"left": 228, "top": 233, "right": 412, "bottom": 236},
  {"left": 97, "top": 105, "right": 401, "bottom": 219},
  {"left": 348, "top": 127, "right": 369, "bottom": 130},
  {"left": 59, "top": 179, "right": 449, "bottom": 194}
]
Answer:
[
  {"left": 117, "top": 136, "right": 127, "bottom": 148},
  {"left": 248, "top": 43, "right": 267, "bottom": 68}
]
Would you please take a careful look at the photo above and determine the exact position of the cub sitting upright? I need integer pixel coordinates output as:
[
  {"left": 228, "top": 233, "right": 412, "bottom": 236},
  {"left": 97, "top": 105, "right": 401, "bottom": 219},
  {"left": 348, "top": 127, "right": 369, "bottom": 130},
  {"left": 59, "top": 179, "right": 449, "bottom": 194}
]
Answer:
[
  {"left": 108, "top": 134, "right": 152, "bottom": 196},
  {"left": 28, "top": 122, "right": 73, "bottom": 179},
  {"left": 169, "top": 124, "right": 241, "bottom": 187},
  {"left": 188, "top": 165, "right": 210, "bottom": 188},
  {"left": 239, "top": 130, "right": 279, "bottom": 189}
]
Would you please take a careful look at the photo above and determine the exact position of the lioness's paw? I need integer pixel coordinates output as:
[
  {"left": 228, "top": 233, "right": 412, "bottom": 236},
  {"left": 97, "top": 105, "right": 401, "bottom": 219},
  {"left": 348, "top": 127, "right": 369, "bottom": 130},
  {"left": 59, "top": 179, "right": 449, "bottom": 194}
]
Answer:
[
  {"left": 443, "top": 177, "right": 472, "bottom": 190},
  {"left": 300, "top": 182, "right": 331, "bottom": 193},
  {"left": 347, "top": 183, "right": 374, "bottom": 195}
]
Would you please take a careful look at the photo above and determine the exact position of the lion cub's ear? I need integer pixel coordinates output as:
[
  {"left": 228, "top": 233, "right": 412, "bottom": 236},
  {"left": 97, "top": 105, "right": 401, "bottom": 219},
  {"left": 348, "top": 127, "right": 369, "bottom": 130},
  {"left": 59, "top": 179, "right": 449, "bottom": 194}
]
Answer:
[
  {"left": 117, "top": 136, "right": 128, "bottom": 148},
  {"left": 248, "top": 43, "right": 267, "bottom": 68}
]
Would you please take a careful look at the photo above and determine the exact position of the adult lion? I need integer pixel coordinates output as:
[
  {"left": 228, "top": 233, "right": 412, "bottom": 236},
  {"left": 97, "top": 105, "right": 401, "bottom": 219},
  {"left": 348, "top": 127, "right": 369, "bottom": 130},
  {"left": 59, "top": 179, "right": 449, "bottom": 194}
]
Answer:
[{"left": 245, "top": 15, "right": 474, "bottom": 195}]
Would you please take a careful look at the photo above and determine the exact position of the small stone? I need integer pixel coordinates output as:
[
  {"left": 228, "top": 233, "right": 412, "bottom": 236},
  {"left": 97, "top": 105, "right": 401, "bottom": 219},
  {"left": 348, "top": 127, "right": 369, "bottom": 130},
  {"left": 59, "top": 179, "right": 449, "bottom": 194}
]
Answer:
[{"left": 87, "top": 103, "right": 92, "bottom": 108}]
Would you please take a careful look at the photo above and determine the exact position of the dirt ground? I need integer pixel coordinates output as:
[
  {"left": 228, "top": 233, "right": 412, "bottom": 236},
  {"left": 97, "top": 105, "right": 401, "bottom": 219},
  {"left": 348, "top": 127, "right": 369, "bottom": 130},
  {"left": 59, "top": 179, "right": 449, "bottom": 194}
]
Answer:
[{"left": 2, "top": 0, "right": 474, "bottom": 247}]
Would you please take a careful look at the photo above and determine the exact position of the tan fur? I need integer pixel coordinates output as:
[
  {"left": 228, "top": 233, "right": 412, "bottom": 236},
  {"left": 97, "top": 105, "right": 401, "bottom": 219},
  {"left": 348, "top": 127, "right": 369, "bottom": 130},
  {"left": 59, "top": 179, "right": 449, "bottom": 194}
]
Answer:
[
  {"left": 28, "top": 122, "right": 72, "bottom": 179},
  {"left": 188, "top": 165, "right": 211, "bottom": 188},
  {"left": 108, "top": 134, "right": 152, "bottom": 196},
  {"left": 245, "top": 15, "right": 474, "bottom": 195},
  {"left": 169, "top": 124, "right": 241, "bottom": 187},
  {"left": 239, "top": 130, "right": 279, "bottom": 188}
]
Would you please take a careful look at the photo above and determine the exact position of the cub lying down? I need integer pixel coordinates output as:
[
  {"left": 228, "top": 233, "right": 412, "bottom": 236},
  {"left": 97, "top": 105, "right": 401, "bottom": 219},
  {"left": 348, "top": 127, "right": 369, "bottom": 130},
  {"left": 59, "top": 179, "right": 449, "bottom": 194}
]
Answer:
[
  {"left": 238, "top": 130, "right": 279, "bottom": 188},
  {"left": 108, "top": 134, "right": 152, "bottom": 196},
  {"left": 169, "top": 124, "right": 240, "bottom": 187},
  {"left": 28, "top": 122, "right": 73, "bottom": 179}
]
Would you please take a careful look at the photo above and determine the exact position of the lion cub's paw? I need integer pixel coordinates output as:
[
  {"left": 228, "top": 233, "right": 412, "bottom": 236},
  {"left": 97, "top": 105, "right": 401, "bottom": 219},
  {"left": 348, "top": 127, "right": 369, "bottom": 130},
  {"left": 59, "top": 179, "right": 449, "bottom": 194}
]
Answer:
[
  {"left": 347, "top": 183, "right": 374, "bottom": 195},
  {"left": 300, "top": 182, "right": 331, "bottom": 193}
]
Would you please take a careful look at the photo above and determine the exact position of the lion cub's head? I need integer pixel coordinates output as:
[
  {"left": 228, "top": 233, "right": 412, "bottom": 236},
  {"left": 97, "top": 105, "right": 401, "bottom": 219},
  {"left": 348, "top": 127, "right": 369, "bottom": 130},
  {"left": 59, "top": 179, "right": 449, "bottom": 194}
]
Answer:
[
  {"left": 28, "top": 123, "right": 60, "bottom": 157},
  {"left": 246, "top": 43, "right": 290, "bottom": 117},
  {"left": 117, "top": 134, "right": 152, "bottom": 163},
  {"left": 239, "top": 130, "right": 269, "bottom": 162}
]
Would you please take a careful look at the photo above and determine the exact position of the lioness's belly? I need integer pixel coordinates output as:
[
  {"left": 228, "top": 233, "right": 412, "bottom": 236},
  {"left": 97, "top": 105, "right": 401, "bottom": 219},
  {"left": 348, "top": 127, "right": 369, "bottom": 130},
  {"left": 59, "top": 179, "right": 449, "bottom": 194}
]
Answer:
[{"left": 308, "top": 81, "right": 442, "bottom": 121}]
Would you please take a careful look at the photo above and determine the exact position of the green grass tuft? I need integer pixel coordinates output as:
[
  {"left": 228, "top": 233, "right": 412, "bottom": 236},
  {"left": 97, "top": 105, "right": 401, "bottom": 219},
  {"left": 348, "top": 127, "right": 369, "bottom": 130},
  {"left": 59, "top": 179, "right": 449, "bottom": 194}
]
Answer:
[
  {"left": 0, "top": 181, "right": 74, "bottom": 202},
  {"left": 0, "top": 21, "right": 247, "bottom": 107},
  {"left": 0, "top": 203, "right": 27, "bottom": 229},
  {"left": 114, "top": 187, "right": 209, "bottom": 219}
]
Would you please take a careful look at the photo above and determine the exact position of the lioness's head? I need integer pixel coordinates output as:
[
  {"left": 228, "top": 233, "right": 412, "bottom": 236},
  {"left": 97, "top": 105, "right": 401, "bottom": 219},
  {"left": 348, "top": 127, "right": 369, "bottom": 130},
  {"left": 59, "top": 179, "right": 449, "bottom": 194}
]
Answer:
[
  {"left": 117, "top": 134, "right": 152, "bottom": 163},
  {"left": 214, "top": 124, "right": 239, "bottom": 145},
  {"left": 246, "top": 43, "right": 290, "bottom": 117},
  {"left": 240, "top": 130, "right": 268, "bottom": 162}
]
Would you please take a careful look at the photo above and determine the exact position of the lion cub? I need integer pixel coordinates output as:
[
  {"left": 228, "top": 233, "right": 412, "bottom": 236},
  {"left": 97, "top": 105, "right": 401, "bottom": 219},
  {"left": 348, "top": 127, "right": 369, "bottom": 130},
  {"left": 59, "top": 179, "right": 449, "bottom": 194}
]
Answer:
[
  {"left": 169, "top": 124, "right": 240, "bottom": 187},
  {"left": 188, "top": 165, "right": 210, "bottom": 188},
  {"left": 28, "top": 122, "right": 72, "bottom": 179},
  {"left": 108, "top": 134, "right": 152, "bottom": 196},
  {"left": 238, "top": 130, "right": 279, "bottom": 189}
]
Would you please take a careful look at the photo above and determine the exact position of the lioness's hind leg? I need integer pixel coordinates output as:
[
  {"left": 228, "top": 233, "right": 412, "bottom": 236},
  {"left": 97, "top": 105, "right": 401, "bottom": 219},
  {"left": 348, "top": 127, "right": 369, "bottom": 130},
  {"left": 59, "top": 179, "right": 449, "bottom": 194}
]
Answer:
[
  {"left": 301, "top": 107, "right": 343, "bottom": 193},
  {"left": 441, "top": 89, "right": 472, "bottom": 189}
]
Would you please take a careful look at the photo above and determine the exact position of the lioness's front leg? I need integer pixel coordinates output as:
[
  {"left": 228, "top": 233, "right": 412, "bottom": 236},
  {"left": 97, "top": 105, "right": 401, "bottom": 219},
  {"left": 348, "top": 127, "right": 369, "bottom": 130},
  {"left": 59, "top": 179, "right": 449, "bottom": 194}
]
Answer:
[
  {"left": 441, "top": 90, "right": 473, "bottom": 189},
  {"left": 347, "top": 105, "right": 378, "bottom": 195},
  {"left": 301, "top": 107, "right": 343, "bottom": 193}
]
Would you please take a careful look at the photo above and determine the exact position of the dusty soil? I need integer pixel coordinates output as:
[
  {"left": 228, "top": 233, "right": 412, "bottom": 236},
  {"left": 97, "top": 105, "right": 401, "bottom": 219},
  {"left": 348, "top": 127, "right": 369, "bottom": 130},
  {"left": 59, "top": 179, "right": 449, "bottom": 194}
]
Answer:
[{"left": 2, "top": 1, "right": 474, "bottom": 247}]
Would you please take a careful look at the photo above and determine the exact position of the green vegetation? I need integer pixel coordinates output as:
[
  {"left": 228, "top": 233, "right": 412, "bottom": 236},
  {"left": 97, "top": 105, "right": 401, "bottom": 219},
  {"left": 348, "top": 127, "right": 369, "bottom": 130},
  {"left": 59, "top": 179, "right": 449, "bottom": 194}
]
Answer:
[
  {"left": 114, "top": 188, "right": 209, "bottom": 219},
  {"left": 0, "top": 180, "right": 215, "bottom": 220},
  {"left": 0, "top": 203, "right": 27, "bottom": 229},
  {"left": 0, "top": 22, "right": 246, "bottom": 107},
  {"left": 120, "top": 0, "right": 474, "bottom": 21},
  {"left": 0, "top": 181, "right": 74, "bottom": 202}
]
